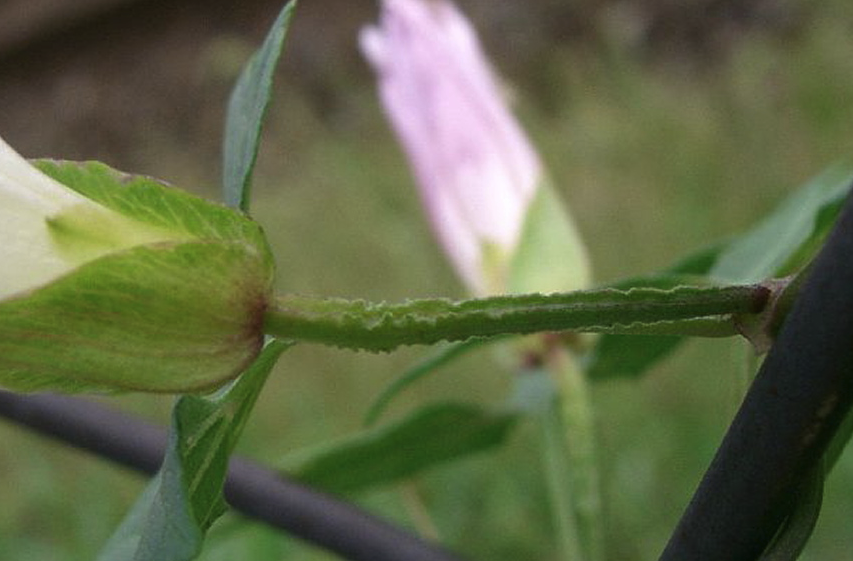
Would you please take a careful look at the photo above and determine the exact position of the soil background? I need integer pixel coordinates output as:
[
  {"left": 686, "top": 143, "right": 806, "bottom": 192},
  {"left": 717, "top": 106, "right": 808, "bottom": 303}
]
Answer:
[{"left": 0, "top": 0, "right": 802, "bottom": 177}]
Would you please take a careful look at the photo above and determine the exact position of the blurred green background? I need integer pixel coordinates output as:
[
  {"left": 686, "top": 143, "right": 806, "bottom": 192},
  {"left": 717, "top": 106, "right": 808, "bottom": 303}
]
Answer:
[{"left": 2, "top": 0, "right": 853, "bottom": 559}]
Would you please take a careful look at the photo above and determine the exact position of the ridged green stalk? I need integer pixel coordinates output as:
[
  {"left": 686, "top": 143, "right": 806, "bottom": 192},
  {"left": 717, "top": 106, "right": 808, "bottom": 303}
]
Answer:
[{"left": 264, "top": 284, "right": 770, "bottom": 351}]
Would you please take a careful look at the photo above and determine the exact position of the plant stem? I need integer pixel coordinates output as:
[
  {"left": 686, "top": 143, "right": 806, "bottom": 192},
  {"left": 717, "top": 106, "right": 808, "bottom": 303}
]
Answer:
[
  {"left": 264, "top": 284, "right": 770, "bottom": 352},
  {"left": 552, "top": 352, "right": 604, "bottom": 561},
  {"left": 533, "top": 370, "right": 586, "bottom": 561}
]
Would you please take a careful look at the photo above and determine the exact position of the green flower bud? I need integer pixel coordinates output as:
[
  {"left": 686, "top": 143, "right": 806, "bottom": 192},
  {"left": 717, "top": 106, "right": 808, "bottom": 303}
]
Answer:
[{"left": 0, "top": 137, "right": 273, "bottom": 392}]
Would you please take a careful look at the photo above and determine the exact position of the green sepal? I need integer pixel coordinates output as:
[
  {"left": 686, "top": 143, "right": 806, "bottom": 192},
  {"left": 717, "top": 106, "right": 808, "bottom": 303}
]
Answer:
[
  {"left": 508, "top": 179, "right": 591, "bottom": 294},
  {"left": 0, "top": 161, "right": 274, "bottom": 393},
  {"left": 36, "top": 160, "right": 269, "bottom": 247}
]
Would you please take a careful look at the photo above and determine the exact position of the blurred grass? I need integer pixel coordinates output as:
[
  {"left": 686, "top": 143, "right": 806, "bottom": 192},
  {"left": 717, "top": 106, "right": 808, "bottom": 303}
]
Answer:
[{"left": 3, "top": 2, "right": 853, "bottom": 560}]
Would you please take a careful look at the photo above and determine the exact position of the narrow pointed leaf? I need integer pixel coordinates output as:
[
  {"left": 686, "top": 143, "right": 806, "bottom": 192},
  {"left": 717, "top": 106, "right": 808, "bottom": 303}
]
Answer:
[
  {"left": 363, "top": 338, "right": 495, "bottom": 426},
  {"left": 284, "top": 402, "right": 517, "bottom": 495},
  {"left": 587, "top": 166, "right": 853, "bottom": 379},
  {"left": 711, "top": 165, "right": 853, "bottom": 283},
  {"left": 223, "top": 1, "right": 296, "bottom": 210},
  {"left": 96, "top": 341, "right": 291, "bottom": 561}
]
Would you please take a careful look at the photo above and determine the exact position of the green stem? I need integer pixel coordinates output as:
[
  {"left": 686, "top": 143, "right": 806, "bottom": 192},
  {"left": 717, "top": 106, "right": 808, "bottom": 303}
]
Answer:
[
  {"left": 264, "top": 284, "right": 770, "bottom": 352},
  {"left": 534, "top": 371, "right": 586, "bottom": 561},
  {"left": 552, "top": 353, "right": 604, "bottom": 561}
]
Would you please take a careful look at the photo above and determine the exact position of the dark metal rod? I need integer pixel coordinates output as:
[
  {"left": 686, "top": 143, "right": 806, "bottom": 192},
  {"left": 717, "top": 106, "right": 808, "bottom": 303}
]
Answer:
[
  {"left": 659, "top": 188, "right": 853, "bottom": 561},
  {"left": 0, "top": 391, "right": 466, "bottom": 561}
]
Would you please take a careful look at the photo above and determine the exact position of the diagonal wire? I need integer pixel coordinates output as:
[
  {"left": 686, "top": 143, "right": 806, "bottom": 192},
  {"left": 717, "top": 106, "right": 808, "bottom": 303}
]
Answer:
[
  {"left": 0, "top": 390, "right": 468, "bottom": 561},
  {"left": 659, "top": 187, "right": 853, "bottom": 561}
]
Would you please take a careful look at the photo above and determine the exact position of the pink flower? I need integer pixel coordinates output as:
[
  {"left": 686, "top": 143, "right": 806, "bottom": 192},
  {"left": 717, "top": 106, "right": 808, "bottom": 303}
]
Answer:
[{"left": 360, "top": 0, "right": 543, "bottom": 295}]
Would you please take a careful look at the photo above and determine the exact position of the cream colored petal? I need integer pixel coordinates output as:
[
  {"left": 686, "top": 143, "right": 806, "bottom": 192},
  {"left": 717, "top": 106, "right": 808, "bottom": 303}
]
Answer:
[
  {"left": 0, "top": 198, "right": 79, "bottom": 299},
  {"left": 0, "top": 136, "right": 90, "bottom": 213},
  {"left": 0, "top": 137, "right": 184, "bottom": 299},
  {"left": 0, "top": 138, "right": 97, "bottom": 299}
]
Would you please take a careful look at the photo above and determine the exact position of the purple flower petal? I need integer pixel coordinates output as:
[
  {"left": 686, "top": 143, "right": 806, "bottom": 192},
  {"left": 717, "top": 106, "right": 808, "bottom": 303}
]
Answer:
[{"left": 361, "top": 0, "right": 541, "bottom": 294}]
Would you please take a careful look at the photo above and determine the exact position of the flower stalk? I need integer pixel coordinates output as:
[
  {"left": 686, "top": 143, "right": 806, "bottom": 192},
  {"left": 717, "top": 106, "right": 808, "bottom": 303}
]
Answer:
[{"left": 264, "top": 283, "right": 771, "bottom": 352}]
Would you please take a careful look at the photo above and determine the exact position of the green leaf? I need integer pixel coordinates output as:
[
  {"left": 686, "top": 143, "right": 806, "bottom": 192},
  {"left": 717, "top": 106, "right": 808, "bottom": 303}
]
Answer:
[
  {"left": 0, "top": 161, "right": 274, "bottom": 393},
  {"left": 222, "top": 1, "right": 296, "bottom": 210},
  {"left": 584, "top": 269, "right": 721, "bottom": 380},
  {"left": 96, "top": 341, "right": 290, "bottom": 561},
  {"left": 363, "top": 338, "right": 496, "bottom": 426},
  {"left": 283, "top": 402, "right": 517, "bottom": 495},
  {"left": 587, "top": 166, "right": 853, "bottom": 379},
  {"left": 711, "top": 165, "right": 853, "bottom": 283},
  {"left": 586, "top": 331, "right": 682, "bottom": 380}
]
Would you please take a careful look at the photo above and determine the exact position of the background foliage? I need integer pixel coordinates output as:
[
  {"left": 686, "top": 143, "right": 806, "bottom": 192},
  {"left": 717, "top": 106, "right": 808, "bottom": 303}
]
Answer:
[{"left": 1, "top": 0, "right": 853, "bottom": 559}]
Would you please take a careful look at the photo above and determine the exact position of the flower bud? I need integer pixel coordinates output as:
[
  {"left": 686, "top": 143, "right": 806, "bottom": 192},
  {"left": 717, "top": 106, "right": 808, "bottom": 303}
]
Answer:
[
  {"left": 361, "top": 0, "right": 590, "bottom": 295},
  {"left": 0, "top": 137, "right": 273, "bottom": 392}
]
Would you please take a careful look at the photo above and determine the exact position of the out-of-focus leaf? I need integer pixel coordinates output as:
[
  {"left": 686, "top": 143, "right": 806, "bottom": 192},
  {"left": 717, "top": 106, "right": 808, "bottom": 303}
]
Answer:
[
  {"left": 587, "top": 166, "right": 853, "bottom": 379},
  {"left": 197, "top": 522, "right": 288, "bottom": 561},
  {"left": 711, "top": 165, "right": 853, "bottom": 283},
  {"left": 222, "top": 1, "right": 295, "bottom": 210},
  {"left": 284, "top": 402, "right": 517, "bottom": 495},
  {"left": 586, "top": 332, "right": 682, "bottom": 380},
  {"left": 585, "top": 257, "right": 722, "bottom": 380},
  {"left": 96, "top": 341, "right": 290, "bottom": 561},
  {"left": 363, "top": 338, "right": 496, "bottom": 426}
]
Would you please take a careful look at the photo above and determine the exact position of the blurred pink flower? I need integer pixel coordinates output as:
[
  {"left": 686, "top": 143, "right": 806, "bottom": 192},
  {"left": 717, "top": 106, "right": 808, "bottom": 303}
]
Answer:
[{"left": 360, "top": 0, "right": 542, "bottom": 295}]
